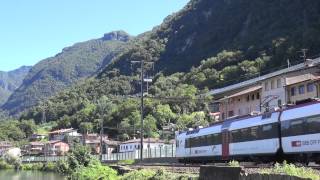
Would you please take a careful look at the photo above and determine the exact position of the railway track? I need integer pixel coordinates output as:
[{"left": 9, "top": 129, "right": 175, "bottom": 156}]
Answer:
[{"left": 124, "top": 162, "right": 320, "bottom": 174}]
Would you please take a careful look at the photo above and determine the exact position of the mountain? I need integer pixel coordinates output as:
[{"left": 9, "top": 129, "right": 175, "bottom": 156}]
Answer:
[
  {"left": 2, "top": 31, "right": 132, "bottom": 115},
  {"left": 105, "top": 0, "right": 320, "bottom": 76},
  {"left": 20, "top": 0, "right": 320, "bottom": 138},
  {"left": 0, "top": 66, "right": 31, "bottom": 106}
]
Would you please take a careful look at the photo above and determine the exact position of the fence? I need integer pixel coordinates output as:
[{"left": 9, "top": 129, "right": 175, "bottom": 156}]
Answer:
[{"left": 22, "top": 145, "right": 176, "bottom": 163}]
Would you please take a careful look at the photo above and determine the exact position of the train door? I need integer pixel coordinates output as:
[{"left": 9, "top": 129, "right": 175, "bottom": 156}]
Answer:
[{"left": 222, "top": 130, "right": 230, "bottom": 160}]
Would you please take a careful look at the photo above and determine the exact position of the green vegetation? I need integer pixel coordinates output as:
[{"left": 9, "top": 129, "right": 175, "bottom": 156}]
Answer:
[
  {"left": 0, "top": 119, "right": 36, "bottom": 144},
  {"left": 261, "top": 162, "right": 320, "bottom": 180},
  {"left": 2, "top": 31, "right": 131, "bottom": 115},
  {"left": 121, "top": 169, "right": 198, "bottom": 180},
  {"left": 0, "top": 66, "right": 31, "bottom": 106},
  {"left": 228, "top": 160, "right": 240, "bottom": 167}
]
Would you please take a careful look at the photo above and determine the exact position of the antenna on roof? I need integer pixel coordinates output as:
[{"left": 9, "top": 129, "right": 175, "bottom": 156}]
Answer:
[{"left": 287, "top": 59, "right": 291, "bottom": 68}]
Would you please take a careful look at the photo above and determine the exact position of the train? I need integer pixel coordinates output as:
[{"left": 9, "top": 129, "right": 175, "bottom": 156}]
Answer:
[{"left": 175, "top": 101, "right": 320, "bottom": 164}]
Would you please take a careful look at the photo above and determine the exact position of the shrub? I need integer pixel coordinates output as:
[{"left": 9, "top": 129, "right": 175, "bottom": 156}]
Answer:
[
  {"left": 121, "top": 169, "right": 198, "bottom": 180},
  {"left": 42, "top": 162, "right": 56, "bottom": 172},
  {"left": 56, "top": 160, "right": 71, "bottom": 175},
  {"left": 118, "top": 159, "right": 135, "bottom": 165},
  {"left": 0, "top": 159, "right": 13, "bottom": 169},
  {"left": 260, "top": 162, "right": 319, "bottom": 180},
  {"left": 228, "top": 160, "right": 240, "bottom": 167},
  {"left": 21, "top": 163, "right": 43, "bottom": 171},
  {"left": 121, "top": 169, "right": 156, "bottom": 180},
  {"left": 70, "top": 161, "right": 118, "bottom": 180}
]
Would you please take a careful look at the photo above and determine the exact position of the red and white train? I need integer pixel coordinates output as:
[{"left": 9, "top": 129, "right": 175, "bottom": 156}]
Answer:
[{"left": 176, "top": 101, "right": 320, "bottom": 164}]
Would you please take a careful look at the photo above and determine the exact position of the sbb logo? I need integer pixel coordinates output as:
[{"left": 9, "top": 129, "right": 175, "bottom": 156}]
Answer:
[{"left": 291, "top": 141, "right": 302, "bottom": 147}]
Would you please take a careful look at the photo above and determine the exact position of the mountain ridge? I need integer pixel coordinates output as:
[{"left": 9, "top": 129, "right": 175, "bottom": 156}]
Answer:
[{"left": 2, "top": 31, "right": 132, "bottom": 115}]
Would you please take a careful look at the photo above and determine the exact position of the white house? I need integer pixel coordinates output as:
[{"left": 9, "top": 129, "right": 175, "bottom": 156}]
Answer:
[{"left": 119, "top": 138, "right": 166, "bottom": 153}]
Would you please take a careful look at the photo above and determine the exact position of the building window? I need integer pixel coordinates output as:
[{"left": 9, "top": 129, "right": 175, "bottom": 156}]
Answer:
[
  {"left": 265, "top": 82, "right": 269, "bottom": 91},
  {"left": 251, "top": 94, "right": 255, "bottom": 100},
  {"left": 228, "top": 111, "right": 234, "bottom": 117},
  {"left": 299, "top": 85, "right": 305, "bottom": 94},
  {"left": 277, "top": 79, "right": 281, "bottom": 88},
  {"left": 278, "top": 100, "right": 282, "bottom": 107},
  {"left": 247, "top": 95, "right": 250, "bottom": 102},
  {"left": 307, "top": 83, "right": 314, "bottom": 92},
  {"left": 271, "top": 80, "right": 275, "bottom": 89},
  {"left": 256, "top": 92, "right": 260, "bottom": 99},
  {"left": 291, "top": 87, "right": 296, "bottom": 96}
]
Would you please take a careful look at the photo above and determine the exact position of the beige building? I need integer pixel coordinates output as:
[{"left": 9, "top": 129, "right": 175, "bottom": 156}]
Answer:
[{"left": 210, "top": 58, "right": 320, "bottom": 121}]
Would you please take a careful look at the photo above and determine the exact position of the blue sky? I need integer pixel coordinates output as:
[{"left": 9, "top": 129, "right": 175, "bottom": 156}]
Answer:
[{"left": 0, "top": 0, "right": 189, "bottom": 71}]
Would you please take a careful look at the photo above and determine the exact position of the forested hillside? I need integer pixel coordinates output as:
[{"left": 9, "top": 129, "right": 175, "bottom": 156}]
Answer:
[
  {"left": 2, "top": 31, "right": 132, "bottom": 115},
  {"left": 6, "top": 0, "right": 320, "bottom": 140},
  {"left": 0, "top": 66, "right": 31, "bottom": 106}
]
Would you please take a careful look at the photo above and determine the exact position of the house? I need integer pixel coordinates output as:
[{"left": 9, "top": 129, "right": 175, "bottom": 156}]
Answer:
[
  {"left": 209, "top": 57, "right": 320, "bottom": 121},
  {"left": 25, "top": 142, "right": 45, "bottom": 155},
  {"left": 104, "top": 140, "right": 120, "bottom": 154},
  {"left": 119, "top": 138, "right": 166, "bottom": 153},
  {"left": 0, "top": 141, "right": 13, "bottom": 156},
  {"left": 29, "top": 134, "right": 47, "bottom": 141},
  {"left": 44, "top": 140, "right": 69, "bottom": 156},
  {"left": 83, "top": 134, "right": 108, "bottom": 154},
  {"left": 48, "top": 128, "right": 82, "bottom": 142}
]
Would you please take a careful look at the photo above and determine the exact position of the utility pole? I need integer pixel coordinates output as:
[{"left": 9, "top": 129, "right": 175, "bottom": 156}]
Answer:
[
  {"left": 300, "top": 49, "right": 308, "bottom": 64},
  {"left": 100, "top": 118, "right": 103, "bottom": 161},
  {"left": 140, "top": 59, "right": 144, "bottom": 162},
  {"left": 131, "top": 59, "right": 153, "bottom": 162}
]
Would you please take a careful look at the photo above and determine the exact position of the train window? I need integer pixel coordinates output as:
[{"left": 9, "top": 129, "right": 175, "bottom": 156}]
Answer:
[
  {"left": 290, "top": 119, "right": 305, "bottom": 136},
  {"left": 231, "top": 130, "right": 241, "bottom": 143},
  {"left": 262, "top": 124, "right": 272, "bottom": 131},
  {"left": 185, "top": 139, "right": 190, "bottom": 148},
  {"left": 250, "top": 126, "right": 258, "bottom": 139},
  {"left": 200, "top": 136, "right": 206, "bottom": 146},
  {"left": 306, "top": 115, "right": 320, "bottom": 134},
  {"left": 206, "top": 135, "right": 213, "bottom": 145},
  {"left": 215, "top": 133, "right": 222, "bottom": 144}
]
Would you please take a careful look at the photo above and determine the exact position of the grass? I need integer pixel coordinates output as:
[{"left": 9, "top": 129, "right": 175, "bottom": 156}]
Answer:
[{"left": 260, "top": 161, "right": 319, "bottom": 180}]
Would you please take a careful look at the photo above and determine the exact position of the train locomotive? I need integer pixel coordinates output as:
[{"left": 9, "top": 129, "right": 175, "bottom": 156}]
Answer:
[{"left": 175, "top": 101, "right": 320, "bottom": 164}]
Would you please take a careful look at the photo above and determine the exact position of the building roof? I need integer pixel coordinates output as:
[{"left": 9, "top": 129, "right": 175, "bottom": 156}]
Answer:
[
  {"left": 30, "top": 142, "right": 45, "bottom": 146},
  {"left": 209, "top": 58, "right": 320, "bottom": 96},
  {"left": 0, "top": 141, "right": 12, "bottom": 147},
  {"left": 285, "top": 73, "right": 320, "bottom": 86},
  {"left": 219, "top": 85, "right": 262, "bottom": 101},
  {"left": 48, "top": 128, "right": 76, "bottom": 134},
  {"left": 120, "top": 138, "right": 165, "bottom": 145}
]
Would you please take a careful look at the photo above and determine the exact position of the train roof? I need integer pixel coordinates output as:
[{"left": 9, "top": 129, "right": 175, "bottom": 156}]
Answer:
[{"left": 178, "top": 100, "right": 320, "bottom": 136}]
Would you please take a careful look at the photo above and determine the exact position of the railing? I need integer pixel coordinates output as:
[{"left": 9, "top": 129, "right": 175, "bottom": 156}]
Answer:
[{"left": 21, "top": 145, "right": 176, "bottom": 163}]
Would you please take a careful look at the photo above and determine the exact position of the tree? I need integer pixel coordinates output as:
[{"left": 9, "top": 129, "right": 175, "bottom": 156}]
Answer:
[{"left": 79, "top": 122, "right": 93, "bottom": 134}]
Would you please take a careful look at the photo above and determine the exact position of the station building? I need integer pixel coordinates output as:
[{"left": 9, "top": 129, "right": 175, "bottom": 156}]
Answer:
[{"left": 209, "top": 58, "right": 320, "bottom": 121}]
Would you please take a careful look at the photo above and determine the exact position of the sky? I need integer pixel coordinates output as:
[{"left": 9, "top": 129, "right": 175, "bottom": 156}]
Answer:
[{"left": 0, "top": 0, "right": 189, "bottom": 72}]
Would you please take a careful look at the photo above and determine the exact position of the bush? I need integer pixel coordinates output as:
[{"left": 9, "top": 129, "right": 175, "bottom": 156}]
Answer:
[
  {"left": 121, "top": 169, "right": 198, "bottom": 180},
  {"left": 121, "top": 169, "right": 156, "bottom": 180},
  {"left": 56, "top": 160, "right": 71, "bottom": 175},
  {"left": 42, "top": 162, "right": 56, "bottom": 172},
  {"left": 260, "top": 162, "right": 319, "bottom": 180},
  {"left": 118, "top": 159, "right": 135, "bottom": 165},
  {"left": 21, "top": 163, "right": 43, "bottom": 171},
  {"left": 0, "top": 159, "right": 13, "bottom": 169},
  {"left": 69, "top": 161, "right": 118, "bottom": 180},
  {"left": 228, "top": 160, "right": 240, "bottom": 167}
]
